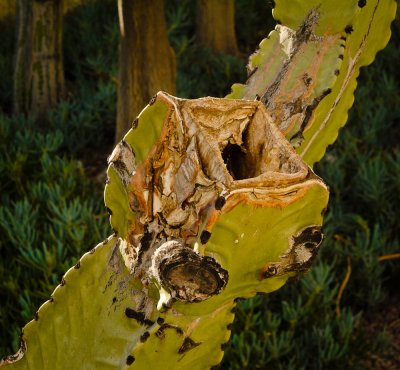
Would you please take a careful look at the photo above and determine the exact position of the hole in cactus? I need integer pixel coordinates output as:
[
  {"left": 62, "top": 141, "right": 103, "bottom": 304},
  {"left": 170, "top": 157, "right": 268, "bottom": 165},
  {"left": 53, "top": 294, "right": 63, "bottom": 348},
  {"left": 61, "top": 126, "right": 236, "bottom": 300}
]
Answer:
[
  {"left": 222, "top": 143, "right": 249, "bottom": 180},
  {"left": 220, "top": 111, "right": 303, "bottom": 182}
]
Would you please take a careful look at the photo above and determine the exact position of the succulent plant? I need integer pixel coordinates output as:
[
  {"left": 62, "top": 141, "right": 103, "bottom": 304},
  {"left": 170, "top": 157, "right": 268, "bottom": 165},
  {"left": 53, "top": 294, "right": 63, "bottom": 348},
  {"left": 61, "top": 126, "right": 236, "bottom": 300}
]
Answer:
[{"left": 1, "top": 0, "right": 395, "bottom": 369}]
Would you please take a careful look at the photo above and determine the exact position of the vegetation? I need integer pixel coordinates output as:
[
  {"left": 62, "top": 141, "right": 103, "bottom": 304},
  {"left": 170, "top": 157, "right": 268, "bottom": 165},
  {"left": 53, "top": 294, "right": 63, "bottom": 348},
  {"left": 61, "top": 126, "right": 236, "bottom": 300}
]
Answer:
[
  {"left": 0, "top": 0, "right": 398, "bottom": 368},
  {"left": 116, "top": 0, "right": 176, "bottom": 142}
]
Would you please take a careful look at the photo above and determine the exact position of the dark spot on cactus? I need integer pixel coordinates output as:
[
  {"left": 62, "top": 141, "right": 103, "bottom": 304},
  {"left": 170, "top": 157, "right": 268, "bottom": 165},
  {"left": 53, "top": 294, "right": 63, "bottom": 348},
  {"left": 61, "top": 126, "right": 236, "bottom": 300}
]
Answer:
[
  {"left": 140, "top": 331, "right": 150, "bottom": 343},
  {"left": 140, "top": 227, "right": 152, "bottom": 251},
  {"left": 303, "top": 74, "right": 312, "bottom": 86},
  {"left": 90, "top": 248, "right": 96, "bottom": 254},
  {"left": 340, "top": 36, "right": 347, "bottom": 41},
  {"left": 293, "top": 226, "right": 323, "bottom": 248},
  {"left": 334, "top": 69, "right": 340, "bottom": 76},
  {"left": 126, "top": 355, "right": 135, "bottom": 365},
  {"left": 106, "top": 207, "right": 113, "bottom": 215},
  {"left": 112, "top": 229, "right": 118, "bottom": 236},
  {"left": 345, "top": 25, "right": 353, "bottom": 34},
  {"left": 215, "top": 196, "right": 226, "bottom": 210},
  {"left": 60, "top": 277, "right": 66, "bottom": 286},
  {"left": 136, "top": 226, "right": 154, "bottom": 266},
  {"left": 247, "top": 66, "right": 258, "bottom": 79},
  {"left": 125, "top": 308, "right": 154, "bottom": 327},
  {"left": 290, "top": 88, "right": 332, "bottom": 144},
  {"left": 149, "top": 95, "right": 157, "bottom": 106},
  {"left": 34, "top": 312, "right": 39, "bottom": 321},
  {"left": 157, "top": 317, "right": 164, "bottom": 325},
  {"left": 339, "top": 54, "right": 344, "bottom": 60},
  {"left": 178, "top": 337, "right": 201, "bottom": 354},
  {"left": 221, "top": 342, "right": 229, "bottom": 350},
  {"left": 276, "top": 19, "right": 281, "bottom": 25},
  {"left": 156, "top": 323, "right": 183, "bottom": 339},
  {"left": 255, "top": 94, "right": 261, "bottom": 101},
  {"left": 226, "top": 323, "right": 233, "bottom": 331},
  {"left": 132, "top": 118, "right": 139, "bottom": 129},
  {"left": 176, "top": 327, "right": 184, "bottom": 335},
  {"left": 49, "top": 297, "right": 54, "bottom": 303},
  {"left": 74, "top": 261, "right": 80, "bottom": 269},
  {"left": 155, "top": 326, "right": 165, "bottom": 338},
  {"left": 200, "top": 230, "right": 211, "bottom": 244},
  {"left": 262, "top": 265, "right": 278, "bottom": 279},
  {"left": 358, "top": 0, "right": 366, "bottom": 8},
  {"left": 112, "top": 297, "right": 117, "bottom": 304}
]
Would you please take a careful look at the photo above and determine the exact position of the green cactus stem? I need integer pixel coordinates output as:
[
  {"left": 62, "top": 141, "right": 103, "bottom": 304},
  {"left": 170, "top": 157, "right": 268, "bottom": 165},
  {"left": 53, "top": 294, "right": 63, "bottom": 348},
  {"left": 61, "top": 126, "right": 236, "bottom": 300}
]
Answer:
[
  {"left": 1, "top": 0, "right": 396, "bottom": 368},
  {"left": 1, "top": 93, "right": 328, "bottom": 369},
  {"left": 228, "top": 0, "right": 396, "bottom": 166}
]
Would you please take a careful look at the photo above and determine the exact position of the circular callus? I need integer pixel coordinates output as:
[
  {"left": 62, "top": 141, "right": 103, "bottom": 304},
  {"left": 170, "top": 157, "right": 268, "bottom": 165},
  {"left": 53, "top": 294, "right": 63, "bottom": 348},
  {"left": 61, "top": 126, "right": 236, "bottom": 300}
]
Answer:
[{"left": 151, "top": 240, "right": 228, "bottom": 302}]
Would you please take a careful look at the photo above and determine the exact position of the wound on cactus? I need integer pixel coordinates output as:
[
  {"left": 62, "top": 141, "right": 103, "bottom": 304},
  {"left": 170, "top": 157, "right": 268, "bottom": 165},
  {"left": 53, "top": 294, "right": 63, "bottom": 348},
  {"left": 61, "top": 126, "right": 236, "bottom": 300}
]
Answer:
[{"left": 0, "top": 1, "right": 395, "bottom": 369}]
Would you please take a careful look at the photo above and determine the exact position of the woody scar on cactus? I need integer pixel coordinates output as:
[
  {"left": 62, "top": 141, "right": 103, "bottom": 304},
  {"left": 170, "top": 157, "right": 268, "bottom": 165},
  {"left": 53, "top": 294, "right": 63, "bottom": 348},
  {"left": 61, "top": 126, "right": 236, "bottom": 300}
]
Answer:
[{"left": 0, "top": 0, "right": 396, "bottom": 369}]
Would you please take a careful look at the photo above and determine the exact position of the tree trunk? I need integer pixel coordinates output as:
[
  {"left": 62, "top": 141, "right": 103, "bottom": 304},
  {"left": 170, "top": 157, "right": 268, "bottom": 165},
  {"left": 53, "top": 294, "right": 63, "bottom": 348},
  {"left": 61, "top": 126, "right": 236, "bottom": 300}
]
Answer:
[
  {"left": 13, "top": 0, "right": 65, "bottom": 117},
  {"left": 116, "top": 0, "right": 176, "bottom": 143},
  {"left": 0, "top": 0, "right": 15, "bottom": 19},
  {"left": 196, "top": 0, "right": 239, "bottom": 55},
  {"left": 0, "top": 0, "right": 86, "bottom": 22}
]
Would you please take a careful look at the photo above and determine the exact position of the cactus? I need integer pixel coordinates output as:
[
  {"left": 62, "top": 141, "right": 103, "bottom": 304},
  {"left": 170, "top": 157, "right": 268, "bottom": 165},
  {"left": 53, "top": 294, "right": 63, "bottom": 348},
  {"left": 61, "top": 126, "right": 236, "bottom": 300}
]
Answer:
[
  {"left": 228, "top": 0, "right": 397, "bottom": 166},
  {"left": 0, "top": 0, "right": 395, "bottom": 369}
]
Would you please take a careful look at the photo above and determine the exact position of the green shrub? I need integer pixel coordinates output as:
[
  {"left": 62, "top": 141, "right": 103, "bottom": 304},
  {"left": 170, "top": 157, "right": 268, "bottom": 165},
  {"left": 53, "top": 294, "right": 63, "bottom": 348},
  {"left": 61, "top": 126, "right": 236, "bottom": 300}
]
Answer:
[{"left": 0, "top": 107, "right": 110, "bottom": 358}]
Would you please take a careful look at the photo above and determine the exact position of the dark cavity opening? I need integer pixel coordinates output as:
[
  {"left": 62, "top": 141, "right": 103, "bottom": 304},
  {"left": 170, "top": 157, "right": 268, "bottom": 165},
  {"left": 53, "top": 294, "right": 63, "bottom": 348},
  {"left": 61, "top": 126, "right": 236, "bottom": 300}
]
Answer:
[
  {"left": 221, "top": 125, "right": 255, "bottom": 180},
  {"left": 222, "top": 144, "right": 247, "bottom": 180}
]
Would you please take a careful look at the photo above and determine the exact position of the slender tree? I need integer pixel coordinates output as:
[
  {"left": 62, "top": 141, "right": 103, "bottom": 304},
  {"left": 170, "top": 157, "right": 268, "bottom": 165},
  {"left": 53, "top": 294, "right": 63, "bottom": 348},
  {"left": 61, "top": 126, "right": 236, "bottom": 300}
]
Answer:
[
  {"left": 0, "top": 0, "right": 85, "bottom": 22},
  {"left": 14, "top": 0, "right": 64, "bottom": 116},
  {"left": 13, "top": 0, "right": 65, "bottom": 117},
  {"left": 116, "top": 0, "right": 176, "bottom": 142},
  {"left": 196, "top": 0, "right": 239, "bottom": 55}
]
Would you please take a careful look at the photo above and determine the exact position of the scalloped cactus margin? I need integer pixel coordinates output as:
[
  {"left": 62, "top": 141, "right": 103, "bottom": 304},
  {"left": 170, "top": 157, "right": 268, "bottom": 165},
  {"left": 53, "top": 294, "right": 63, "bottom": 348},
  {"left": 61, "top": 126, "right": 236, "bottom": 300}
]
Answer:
[
  {"left": 228, "top": 0, "right": 397, "bottom": 167},
  {"left": 0, "top": 0, "right": 396, "bottom": 369}
]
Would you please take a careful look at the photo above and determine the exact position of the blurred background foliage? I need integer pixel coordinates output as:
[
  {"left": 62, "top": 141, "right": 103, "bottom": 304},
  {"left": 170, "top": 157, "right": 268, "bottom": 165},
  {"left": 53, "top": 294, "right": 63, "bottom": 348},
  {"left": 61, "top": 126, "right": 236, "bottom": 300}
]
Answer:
[{"left": 0, "top": 0, "right": 399, "bottom": 369}]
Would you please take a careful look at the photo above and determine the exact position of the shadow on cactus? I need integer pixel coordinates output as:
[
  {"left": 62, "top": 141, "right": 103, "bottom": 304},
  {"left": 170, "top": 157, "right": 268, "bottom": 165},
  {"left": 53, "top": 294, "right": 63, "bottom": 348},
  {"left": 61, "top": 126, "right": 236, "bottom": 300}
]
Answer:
[{"left": 0, "top": 0, "right": 396, "bottom": 369}]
